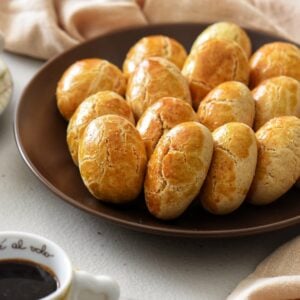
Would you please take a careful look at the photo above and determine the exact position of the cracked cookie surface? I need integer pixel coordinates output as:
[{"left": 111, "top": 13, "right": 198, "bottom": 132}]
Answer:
[
  {"left": 57, "top": 58, "right": 126, "bottom": 120},
  {"left": 78, "top": 115, "right": 147, "bottom": 203},
  {"left": 248, "top": 116, "right": 300, "bottom": 205},
  {"left": 182, "top": 38, "right": 249, "bottom": 110},
  {"left": 198, "top": 81, "right": 255, "bottom": 131},
  {"left": 252, "top": 76, "right": 300, "bottom": 130},
  {"left": 137, "top": 97, "right": 198, "bottom": 158},
  {"left": 67, "top": 91, "right": 135, "bottom": 165},
  {"left": 200, "top": 122, "right": 257, "bottom": 215},
  {"left": 249, "top": 42, "right": 300, "bottom": 88},
  {"left": 123, "top": 35, "right": 187, "bottom": 78},
  {"left": 191, "top": 22, "right": 251, "bottom": 58},
  {"left": 144, "top": 121, "right": 213, "bottom": 220},
  {"left": 126, "top": 57, "right": 191, "bottom": 120}
]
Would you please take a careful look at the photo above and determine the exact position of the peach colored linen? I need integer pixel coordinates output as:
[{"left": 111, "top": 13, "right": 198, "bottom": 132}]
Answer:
[
  {"left": 0, "top": 0, "right": 299, "bottom": 59},
  {"left": 228, "top": 236, "right": 300, "bottom": 300}
]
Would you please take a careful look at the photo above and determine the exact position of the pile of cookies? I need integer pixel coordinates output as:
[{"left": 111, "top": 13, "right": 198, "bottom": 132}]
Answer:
[{"left": 56, "top": 22, "right": 300, "bottom": 220}]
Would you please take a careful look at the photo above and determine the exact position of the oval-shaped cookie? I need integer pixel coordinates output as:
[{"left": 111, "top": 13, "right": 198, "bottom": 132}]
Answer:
[
  {"left": 67, "top": 91, "right": 135, "bottom": 165},
  {"left": 248, "top": 116, "right": 300, "bottom": 205},
  {"left": 200, "top": 123, "right": 257, "bottom": 215},
  {"left": 144, "top": 122, "right": 213, "bottom": 220},
  {"left": 252, "top": 76, "right": 300, "bottom": 130},
  {"left": 249, "top": 42, "right": 300, "bottom": 88},
  {"left": 137, "top": 97, "right": 198, "bottom": 158},
  {"left": 126, "top": 57, "right": 191, "bottom": 119},
  {"left": 123, "top": 35, "right": 187, "bottom": 77},
  {"left": 56, "top": 58, "right": 126, "bottom": 120},
  {"left": 191, "top": 22, "right": 251, "bottom": 57},
  {"left": 182, "top": 38, "right": 249, "bottom": 109},
  {"left": 197, "top": 81, "right": 255, "bottom": 131},
  {"left": 78, "top": 115, "right": 147, "bottom": 203}
]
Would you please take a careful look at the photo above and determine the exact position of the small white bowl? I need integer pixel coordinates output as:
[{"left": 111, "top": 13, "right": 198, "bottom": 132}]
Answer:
[
  {"left": 0, "top": 32, "right": 4, "bottom": 52},
  {"left": 0, "top": 34, "right": 13, "bottom": 115},
  {"left": 0, "top": 59, "right": 13, "bottom": 115}
]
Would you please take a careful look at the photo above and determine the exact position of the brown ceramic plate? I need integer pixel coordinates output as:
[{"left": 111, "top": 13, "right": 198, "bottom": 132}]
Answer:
[{"left": 14, "top": 23, "right": 300, "bottom": 238}]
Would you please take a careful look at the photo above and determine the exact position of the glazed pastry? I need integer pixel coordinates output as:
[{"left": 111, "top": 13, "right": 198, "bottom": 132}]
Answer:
[
  {"left": 182, "top": 38, "right": 249, "bottom": 109},
  {"left": 126, "top": 57, "right": 191, "bottom": 119},
  {"left": 252, "top": 76, "right": 300, "bottom": 130},
  {"left": 191, "top": 22, "right": 251, "bottom": 57},
  {"left": 200, "top": 123, "right": 257, "bottom": 215},
  {"left": 56, "top": 58, "right": 126, "bottom": 120},
  {"left": 145, "top": 122, "right": 213, "bottom": 220},
  {"left": 248, "top": 116, "right": 300, "bottom": 205},
  {"left": 197, "top": 81, "right": 255, "bottom": 131},
  {"left": 78, "top": 115, "right": 147, "bottom": 203},
  {"left": 123, "top": 35, "right": 187, "bottom": 77},
  {"left": 137, "top": 97, "right": 198, "bottom": 158},
  {"left": 67, "top": 91, "right": 135, "bottom": 165},
  {"left": 249, "top": 42, "right": 300, "bottom": 88}
]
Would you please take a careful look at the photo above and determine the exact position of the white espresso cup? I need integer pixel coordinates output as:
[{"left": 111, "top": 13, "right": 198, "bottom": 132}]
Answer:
[{"left": 0, "top": 231, "right": 120, "bottom": 300}]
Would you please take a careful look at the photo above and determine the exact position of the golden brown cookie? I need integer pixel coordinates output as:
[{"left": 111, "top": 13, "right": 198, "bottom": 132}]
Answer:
[
  {"left": 67, "top": 91, "right": 135, "bottom": 165},
  {"left": 249, "top": 42, "right": 300, "bottom": 88},
  {"left": 197, "top": 81, "right": 255, "bottom": 131},
  {"left": 123, "top": 35, "right": 187, "bottom": 77},
  {"left": 252, "top": 76, "right": 300, "bottom": 130},
  {"left": 200, "top": 123, "right": 257, "bottom": 215},
  {"left": 182, "top": 38, "right": 249, "bottom": 110},
  {"left": 126, "top": 57, "right": 191, "bottom": 119},
  {"left": 144, "top": 122, "right": 213, "bottom": 220},
  {"left": 137, "top": 97, "right": 198, "bottom": 158},
  {"left": 191, "top": 22, "right": 251, "bottom": 57},
  {"left": 248, "top": 116, "right": 300, "bottom": 205},
  {"left": 56, "top": 58, "right": 126, "bottom": 120},
  {"left": 78, "top": 115, "right": 147, "bottom": 203}
]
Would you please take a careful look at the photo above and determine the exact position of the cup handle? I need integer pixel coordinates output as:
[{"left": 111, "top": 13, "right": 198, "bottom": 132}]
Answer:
[{"left": 68, "top": 270, "right": 120, "bottom": 300}]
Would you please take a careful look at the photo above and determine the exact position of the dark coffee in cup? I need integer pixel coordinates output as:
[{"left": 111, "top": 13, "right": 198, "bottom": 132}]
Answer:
[
  {"left": 0, "top": 259, "right": 58, "bottom": 300},
  {"left": 0, "top": 232, "right": 119, "bottom": 300}
]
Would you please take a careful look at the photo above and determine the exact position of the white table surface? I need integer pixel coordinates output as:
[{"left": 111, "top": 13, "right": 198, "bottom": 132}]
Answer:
[{"left": 0, "top": 51, "right": 299, "bottom": 300}]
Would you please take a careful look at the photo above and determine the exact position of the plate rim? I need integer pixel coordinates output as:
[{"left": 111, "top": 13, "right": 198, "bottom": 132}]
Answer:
[{"left": 14, "top": 22, "right": 300, "bottom": 238}]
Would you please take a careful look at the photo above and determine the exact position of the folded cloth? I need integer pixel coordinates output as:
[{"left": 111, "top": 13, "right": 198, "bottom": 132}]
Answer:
[
  {"left": 228, "top": 236, "right": 300, "bottom": 300},
  {"left": 0, "top": 0, "right": 300, "bottom": 59}
]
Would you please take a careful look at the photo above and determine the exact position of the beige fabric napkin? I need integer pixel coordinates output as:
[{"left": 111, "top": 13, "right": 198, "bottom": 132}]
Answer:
[
  {"left": 0, "top": 0, "right": 300, "bottom": 59},
  {"left": 228, "top": 236, "right": 300, "bottom": 300}
]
